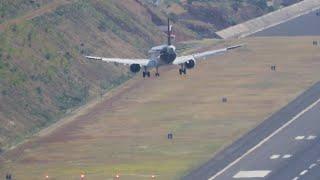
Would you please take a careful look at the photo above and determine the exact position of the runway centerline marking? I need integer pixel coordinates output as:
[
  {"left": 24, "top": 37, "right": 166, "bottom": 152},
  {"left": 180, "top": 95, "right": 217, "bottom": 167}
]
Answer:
[
  {"left": 306, "top": 135, "right": 317, "bottom": 140},
  {"left": 292, "top": 177, "right": 299, "bottom": 180},
  {"left": 295, "top": 136, "right": 305, "bottom": 140},
  {"left": 282, "top": 154, "right": 292, "bottom": 159},
  {"left": 233, "top": 170, "right": 271, "bottom": 178},
  {"left": 208, "top": 98, "right": 320, "bottom": 180},
  {"left": 309, "top": 163, "right": 317, "bottom": 169},
  {"left": 270, "top": 154, "right": 280, "bottom": 159},
  {"left": 300, "top": 170, "right": 308, "bottom": 176}
]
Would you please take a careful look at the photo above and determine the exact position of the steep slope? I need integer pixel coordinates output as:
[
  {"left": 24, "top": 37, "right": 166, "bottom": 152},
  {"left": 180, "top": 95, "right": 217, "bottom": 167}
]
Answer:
[
  {"left": 2, "top": 37, "right": 320, "bottom": 179},
  {"left": 143, "top": 0, "right": 302, "bottom": 38},
  {"left": 0, "top": 0, "right": 301, "bottom": 152},
  {"left": 0, "top": 0, "right": 183, "bottom": 151}
]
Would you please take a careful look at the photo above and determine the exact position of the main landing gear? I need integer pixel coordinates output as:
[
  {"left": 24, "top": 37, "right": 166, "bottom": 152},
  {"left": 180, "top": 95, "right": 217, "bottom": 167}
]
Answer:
[
  {"left": 155, "top": 66, "right": 160, "bottom": 77},
  {"left": 179, "top": 64, "right": 186, "bottom": 75},
  {"left": 143, "top": 71, "right": 151, "bottom": 78},
  {"left": 142, "top": 66, "right": 151, "bottom": 78},
  {"left": 142, "top": 66, "right": 161, "bottom": 78}
]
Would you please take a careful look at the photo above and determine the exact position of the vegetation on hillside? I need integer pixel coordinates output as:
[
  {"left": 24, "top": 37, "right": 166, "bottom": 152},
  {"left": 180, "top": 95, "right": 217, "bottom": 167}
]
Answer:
[
  {"left": 143, "top": 0, "right": 301, "bottom": 38},
  {"left": 0, "top": 0, "right": 173, "bottom": 150},
  {"left": 0, "top": 0, "right": 301, "bottom": 151}
]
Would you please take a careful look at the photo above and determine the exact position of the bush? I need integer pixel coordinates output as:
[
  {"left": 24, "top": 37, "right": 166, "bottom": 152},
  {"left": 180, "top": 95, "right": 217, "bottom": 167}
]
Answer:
[
  {"left": 45, "top": 53, "right": 51, "bottom": 60},
  {"left": 98, "top": 20, "right": 108, "bottom": 32},
  {"left": 35, "top": 87, "right": 42, "bottom": 95}
]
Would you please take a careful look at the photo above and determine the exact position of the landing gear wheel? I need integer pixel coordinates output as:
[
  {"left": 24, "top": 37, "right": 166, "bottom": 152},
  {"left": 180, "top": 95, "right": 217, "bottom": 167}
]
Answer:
[
  {"left": 183, "top": 69, "right": 187, "bottom": 75},
  {"left": 155, "top": 73, "right": 160, "bottom": 77},
  {"left": 143, "top": 72, "right": 150, "bottom": 78},
  {"left": 179, "top": 69, "right": 186, "bottom": 75}
]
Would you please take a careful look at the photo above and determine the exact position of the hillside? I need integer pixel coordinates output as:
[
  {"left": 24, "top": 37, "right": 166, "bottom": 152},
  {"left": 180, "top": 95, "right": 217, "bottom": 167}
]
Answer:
[
  {"left": 0, "top": 0, "right": 301, "bottom": 152},
  {"left": 2, "top": 37, "right": 320, "bottom": 179},
  {"left": 0, "top": 0, "right": 176, "bottom": 151},
  {"left": 143, "top": 0, "right": 301, "bottom": 38}
]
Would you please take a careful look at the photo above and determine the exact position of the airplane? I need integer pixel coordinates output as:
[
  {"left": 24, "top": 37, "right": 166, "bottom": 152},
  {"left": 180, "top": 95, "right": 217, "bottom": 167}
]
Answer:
[{"left": 85, "top": 18, "right": 243, "bottom": 78}]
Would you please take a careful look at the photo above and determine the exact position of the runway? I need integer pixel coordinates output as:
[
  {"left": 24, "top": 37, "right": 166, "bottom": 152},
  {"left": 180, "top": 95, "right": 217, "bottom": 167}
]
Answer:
[
  {"left": 184, "top": 82, "right": 320, "bottom": 180},
  {"left": 254, "top": 9, "right": 320, "bottom": 37}
]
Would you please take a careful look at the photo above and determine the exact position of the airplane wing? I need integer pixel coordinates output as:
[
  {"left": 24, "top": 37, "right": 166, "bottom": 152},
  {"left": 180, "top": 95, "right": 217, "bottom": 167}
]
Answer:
[
  {"left": 173, "top": 44, "right": 244, "bottom": 65},
  {"left": 85, "top": 56, "right": 151, "bottom": 66}
]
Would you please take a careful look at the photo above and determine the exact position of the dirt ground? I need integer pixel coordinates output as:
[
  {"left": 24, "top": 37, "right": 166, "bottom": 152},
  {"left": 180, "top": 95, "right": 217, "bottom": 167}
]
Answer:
[{"left": 1, "top": 37, "right": 320, "bottom": 180}]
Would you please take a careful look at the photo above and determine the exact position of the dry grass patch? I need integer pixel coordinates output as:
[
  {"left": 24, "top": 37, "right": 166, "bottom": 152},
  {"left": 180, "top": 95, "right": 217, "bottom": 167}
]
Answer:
[{"left": 2, "top": 37, "right": 320, "bottom": 179}]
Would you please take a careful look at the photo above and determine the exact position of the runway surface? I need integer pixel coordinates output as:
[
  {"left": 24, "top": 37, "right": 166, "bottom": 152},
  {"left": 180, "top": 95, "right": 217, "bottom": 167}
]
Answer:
[
  {"left": 254, "top": 9, "right": 320, "bottom": 37},
  {"left": 184, "top": 81, "right": 320, "bottom": 180}
]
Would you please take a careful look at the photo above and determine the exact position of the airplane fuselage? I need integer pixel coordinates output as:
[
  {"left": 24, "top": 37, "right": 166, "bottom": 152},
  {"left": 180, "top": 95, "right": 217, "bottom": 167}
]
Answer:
[{"left": 148, "top": 45, "right": 177, "bottom": 67}]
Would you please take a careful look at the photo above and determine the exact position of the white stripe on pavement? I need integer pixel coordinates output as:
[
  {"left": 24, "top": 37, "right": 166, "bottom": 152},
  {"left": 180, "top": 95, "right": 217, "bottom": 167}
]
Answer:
[
  {"left": 300, "top": 170, "right": 308, "bottom": 176},
  {"left": 208, "top": 98, "right": 320, "bottom": 180},
  {"left": 295, "top": 136, "right": 305, "bottom": 140},
  {"left": 282, "top": 154, "right": 292, "bottom": 159},
  {"left": 233, "top": 171, "right": 271, "bottom": 178},
  {"left": 307, "top": 135, "right": 317, "bottom": 140},
  {"left": 270, "top": 154, "right": 280, "bottom": 159},
  {"left": 309, "top": 163, "right": 317, "bottom": 169}
]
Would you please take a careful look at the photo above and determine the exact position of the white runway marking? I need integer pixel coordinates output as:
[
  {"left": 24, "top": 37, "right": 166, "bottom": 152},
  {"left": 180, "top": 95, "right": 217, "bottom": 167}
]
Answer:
[
  {"left": 295, "top": 136, "right": 305, "bottom": 140},
  {"left": 208, "top": 98, "right": 320, "bottom": 180},
  {"left": 270, "top": 154, "right": 280, "bottom": 159},
  {"left": 307, "top": 135, "right": 317, "bottom": 140},
  {"left": 309, "top": 163, "right": 317, "bottom": 169},
  {"left": 300, "top": 170, "right": 308, "bottom": 176},
  {"left": 233, "top": 171, "right": 271, "bottom": 178},
  {"left": 282, "top": 154, "right": 292, "bottom": 159},
  {"left": 292, "top": 177, "right": 299, "bottom": 180}
]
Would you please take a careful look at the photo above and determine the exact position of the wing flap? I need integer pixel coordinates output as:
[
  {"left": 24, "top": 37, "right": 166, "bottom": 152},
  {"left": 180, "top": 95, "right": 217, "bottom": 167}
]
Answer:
[
  {"left": 85, "top": 56, "right": 150, "bottom": 66},
  {"left": 173, "top": 44, "right": 244, "bottom": 65}
]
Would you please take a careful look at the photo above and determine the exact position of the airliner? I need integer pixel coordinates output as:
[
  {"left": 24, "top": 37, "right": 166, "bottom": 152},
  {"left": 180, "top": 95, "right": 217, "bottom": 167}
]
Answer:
[{"left": 86, "top": 19, "right": 243, "bottom": 78}]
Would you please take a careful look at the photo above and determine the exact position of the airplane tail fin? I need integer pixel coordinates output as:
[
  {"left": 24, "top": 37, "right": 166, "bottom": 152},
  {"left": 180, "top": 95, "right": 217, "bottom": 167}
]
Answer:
[{"left": 167, "top": 18, "right": 171, "bottom": 46}]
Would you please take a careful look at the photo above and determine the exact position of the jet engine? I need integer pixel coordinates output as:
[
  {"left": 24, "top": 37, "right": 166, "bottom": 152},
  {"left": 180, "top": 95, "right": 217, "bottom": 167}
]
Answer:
[
  {"left": 130, "top": 64, "right": 141, "bottom": 73},
  {"left": 185, "top": 59, "right": 196, "bottom": 69}
]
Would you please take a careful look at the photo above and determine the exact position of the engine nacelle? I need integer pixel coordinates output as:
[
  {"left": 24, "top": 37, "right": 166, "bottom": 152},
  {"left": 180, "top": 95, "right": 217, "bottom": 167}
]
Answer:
[
  {"left": 130, "top": 64, "right": 141, "bottom": 73},
  {"left": 185, "top": 59, "right": 196, "bottom": 69}
]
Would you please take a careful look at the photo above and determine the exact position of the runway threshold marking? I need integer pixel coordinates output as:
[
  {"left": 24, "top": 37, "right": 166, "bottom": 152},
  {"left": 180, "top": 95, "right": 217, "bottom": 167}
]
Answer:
[
  {"left": 208, "top": 98, "right": 320, "bottom": 180},
  {"left": 233, "top": 170, "right": 271, "bottom": 178}
]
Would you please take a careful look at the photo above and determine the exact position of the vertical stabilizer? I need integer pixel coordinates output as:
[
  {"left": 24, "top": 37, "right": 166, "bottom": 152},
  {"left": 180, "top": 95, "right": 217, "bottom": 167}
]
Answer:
[{"left": 167, "top": 18, "right": 171, "bottom": 46}]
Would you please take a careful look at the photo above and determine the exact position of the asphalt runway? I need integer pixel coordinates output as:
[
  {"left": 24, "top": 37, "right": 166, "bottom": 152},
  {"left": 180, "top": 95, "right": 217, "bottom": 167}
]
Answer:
[
  {"left": 184, "top": 82, "right": 320, "bottom": 180},
  {"left": 184, "top": 6, "right": 320, "bottom": 180},
  {"left": 254, "top": 9, "right": 320, "bottom": 37}
]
